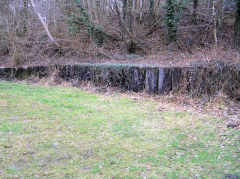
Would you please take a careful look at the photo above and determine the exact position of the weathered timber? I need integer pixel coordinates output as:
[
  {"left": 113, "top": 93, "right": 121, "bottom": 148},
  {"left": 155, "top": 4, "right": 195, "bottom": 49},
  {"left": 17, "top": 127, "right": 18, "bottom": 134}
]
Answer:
[
  {"left": 130, "top": 67, "right": 145, "bottom": 92},
  {"left": 145, "top": 67, "right": 158, "bottom": 94},
  {"left": 0, "top": 63, "right": 239, "bottom": 100}
]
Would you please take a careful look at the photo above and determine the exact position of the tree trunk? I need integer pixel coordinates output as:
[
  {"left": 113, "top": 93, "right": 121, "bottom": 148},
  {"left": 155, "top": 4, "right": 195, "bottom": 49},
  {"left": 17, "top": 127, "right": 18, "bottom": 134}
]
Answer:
[
  {"left": 192, "top": 0, "right": 198, "bottom": 24},
  {"left": 53, "top": 0, "right": 57, "bottom": 27},
  {"left": 128, "top": 0, "right": 134, "bottom": 33},
  {"left": 166, "top": 0, "right": 178, "bottom": 43},
  {"left": 210, "top": 0, "right": 217, "bottom": 51},
  {"left": 30, "top": 0, "right": 60, "bottom": 47},
  {"left": 150, "top": 0, "right": 154, "bottom": 17},
  {"left": 122, "top": 0, "right": 127, "bottom": 22},
  {"left": 95, "top": 0, "right": 101, "bottom": 25},
  {"left": 139, "top": 0, "right": 143, "bottom": 22},
  {"left": 22, "top": 0, "right": 28, "bottom": 36},
  {"left": 114, "top": 0, "right": 137, "bottom": 53},
  {"left": 234, "top": 0, "right": 240, "bottom": 45}
]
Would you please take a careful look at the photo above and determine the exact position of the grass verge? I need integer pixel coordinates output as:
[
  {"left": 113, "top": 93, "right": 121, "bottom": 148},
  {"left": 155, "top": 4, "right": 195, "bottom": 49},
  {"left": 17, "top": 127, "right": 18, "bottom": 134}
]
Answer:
[{"left": 0, "top": 81, "right": 239, "bottom": 178}]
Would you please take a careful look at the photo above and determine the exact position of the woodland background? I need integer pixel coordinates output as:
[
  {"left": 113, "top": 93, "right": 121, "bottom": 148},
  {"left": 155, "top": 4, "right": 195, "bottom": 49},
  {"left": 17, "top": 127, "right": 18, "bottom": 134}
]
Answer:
[{"left": 0, "top": 0, "right": 239, "bottom": 67}]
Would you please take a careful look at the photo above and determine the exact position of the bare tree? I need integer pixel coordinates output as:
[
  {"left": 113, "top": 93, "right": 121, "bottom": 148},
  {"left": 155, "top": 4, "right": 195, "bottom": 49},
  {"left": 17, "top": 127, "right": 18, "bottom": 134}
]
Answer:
[{"left": 30, "top": 0, "right": 60, "bottom": 47}]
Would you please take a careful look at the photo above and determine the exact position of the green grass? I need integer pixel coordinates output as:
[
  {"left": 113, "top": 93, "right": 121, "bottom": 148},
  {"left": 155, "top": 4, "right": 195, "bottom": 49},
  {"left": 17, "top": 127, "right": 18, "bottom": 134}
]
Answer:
[{"left": 0, "top": 81, "right": 239, "bottom": 178}]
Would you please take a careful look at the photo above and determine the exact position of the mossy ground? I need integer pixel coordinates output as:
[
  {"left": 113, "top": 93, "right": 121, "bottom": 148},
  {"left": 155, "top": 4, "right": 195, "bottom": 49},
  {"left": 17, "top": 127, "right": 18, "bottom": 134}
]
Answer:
[{"left": 0, "top": 81, "right": 239, "bottom": 178}]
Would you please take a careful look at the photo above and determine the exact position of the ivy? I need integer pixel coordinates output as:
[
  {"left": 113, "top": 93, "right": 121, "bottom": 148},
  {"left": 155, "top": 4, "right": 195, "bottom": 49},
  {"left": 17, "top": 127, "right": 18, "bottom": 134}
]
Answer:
[
  {"left": 67, "top": 0, "right": 105, "bottom": 45},
  {"left": 164, "top": 0, "right": 190, "bottom": 43}
]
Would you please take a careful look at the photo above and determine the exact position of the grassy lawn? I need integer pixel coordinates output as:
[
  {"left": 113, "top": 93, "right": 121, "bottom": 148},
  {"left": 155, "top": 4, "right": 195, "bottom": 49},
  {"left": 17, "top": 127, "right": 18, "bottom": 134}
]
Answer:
[{"left": 0, "top": 81, "right": 239, "bottom": 178}]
